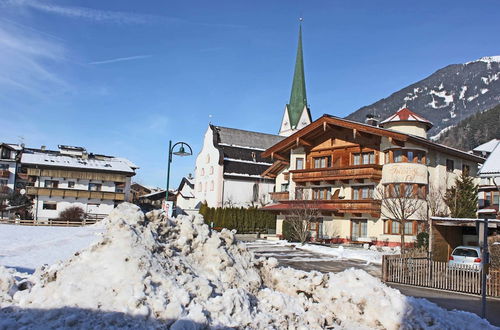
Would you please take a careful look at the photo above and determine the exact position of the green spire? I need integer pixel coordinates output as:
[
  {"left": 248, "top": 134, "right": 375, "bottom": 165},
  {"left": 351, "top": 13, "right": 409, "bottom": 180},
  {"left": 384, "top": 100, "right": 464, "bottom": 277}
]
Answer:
[{"left": 287, "top": 23, "right": 308, "bottom": 128}]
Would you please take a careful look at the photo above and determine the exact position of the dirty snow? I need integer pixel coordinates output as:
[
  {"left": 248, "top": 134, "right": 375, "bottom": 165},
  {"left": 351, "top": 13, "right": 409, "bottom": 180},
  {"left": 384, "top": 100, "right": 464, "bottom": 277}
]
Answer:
[{"left": 0, "top": 204, "right": 494, "bottom": 329}]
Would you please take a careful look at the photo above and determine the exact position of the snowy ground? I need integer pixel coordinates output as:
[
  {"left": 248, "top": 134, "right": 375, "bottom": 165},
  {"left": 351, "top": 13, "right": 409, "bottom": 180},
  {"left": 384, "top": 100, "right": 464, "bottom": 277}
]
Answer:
[
  {"left": 0, "top": 205, "right": 495, "bottom": 329},
  {"left": 0, "top": 224, "right": 103, "bottom": 273}
]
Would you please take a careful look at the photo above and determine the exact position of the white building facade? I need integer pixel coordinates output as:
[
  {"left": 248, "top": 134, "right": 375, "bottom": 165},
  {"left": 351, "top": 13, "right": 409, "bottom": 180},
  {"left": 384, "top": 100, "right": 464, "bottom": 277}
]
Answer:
[
  {"left": 22, "top": 145, "right": 137, "bottom": 221},
  {"left": 194, "top": 125, "right": 284, "bottom": 208}
]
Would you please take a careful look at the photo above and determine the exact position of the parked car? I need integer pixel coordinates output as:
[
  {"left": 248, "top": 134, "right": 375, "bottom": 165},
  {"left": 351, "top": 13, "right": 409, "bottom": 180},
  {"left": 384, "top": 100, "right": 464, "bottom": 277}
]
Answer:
[{"left": 448, "top": 246, "right": 483, "bottom": 271}]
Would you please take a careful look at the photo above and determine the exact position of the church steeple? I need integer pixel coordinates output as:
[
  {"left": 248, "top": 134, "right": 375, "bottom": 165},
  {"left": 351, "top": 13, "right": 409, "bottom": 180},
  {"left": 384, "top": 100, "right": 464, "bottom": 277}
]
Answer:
[{"left": 279, "top": 21, "right": 312, "bottom": 137}]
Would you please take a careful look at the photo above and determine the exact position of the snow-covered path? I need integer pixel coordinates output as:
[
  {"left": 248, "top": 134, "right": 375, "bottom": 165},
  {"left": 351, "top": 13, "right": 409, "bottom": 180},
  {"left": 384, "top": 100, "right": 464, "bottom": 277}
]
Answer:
[{"left": 0, "top": 224, "right": 103, "bottom": 273}]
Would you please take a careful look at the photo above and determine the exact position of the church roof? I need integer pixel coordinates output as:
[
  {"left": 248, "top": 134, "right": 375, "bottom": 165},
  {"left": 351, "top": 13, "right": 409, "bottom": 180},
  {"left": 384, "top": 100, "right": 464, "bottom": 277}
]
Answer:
[
  {"left": 287, "top": 24, "right": 309, "bottom": 129},
  {"left": 213, "top": 125, "right": 284, "bottom": 150},
  {"left": 380, "top": 108, "right": 433, "bottom": 129},
  {"left": 210, "top": 125, "right": 283, "bottom": 181}
]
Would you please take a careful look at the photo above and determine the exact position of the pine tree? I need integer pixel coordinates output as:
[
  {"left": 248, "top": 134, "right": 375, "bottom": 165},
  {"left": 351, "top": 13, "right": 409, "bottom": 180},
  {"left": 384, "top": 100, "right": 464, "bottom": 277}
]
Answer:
[{"left": 444, "top": 172, "right": 478, "bottom": 218}]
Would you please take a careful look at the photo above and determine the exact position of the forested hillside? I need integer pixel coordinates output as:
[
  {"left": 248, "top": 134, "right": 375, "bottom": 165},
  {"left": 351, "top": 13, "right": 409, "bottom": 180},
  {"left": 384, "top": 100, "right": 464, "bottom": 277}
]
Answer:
[{"left": 437, "top": 104, "right": 500, "bottom": 151}]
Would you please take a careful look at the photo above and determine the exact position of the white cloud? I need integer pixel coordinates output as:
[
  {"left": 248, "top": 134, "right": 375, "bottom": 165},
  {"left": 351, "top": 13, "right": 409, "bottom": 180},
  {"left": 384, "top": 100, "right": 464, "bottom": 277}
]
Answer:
[
  {"left": 89, "top": 55, "right": 152, "bottom": 65},
  {"left": 0, "top": 19, "right": 69, "bottom": 97},
  {"left": 5, "top": 0, "right": 158, "bottom": 24}
]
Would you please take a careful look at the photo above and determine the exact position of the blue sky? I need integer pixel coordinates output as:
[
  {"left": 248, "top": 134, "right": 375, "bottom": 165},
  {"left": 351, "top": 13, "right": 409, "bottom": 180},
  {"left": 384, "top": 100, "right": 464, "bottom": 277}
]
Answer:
[{"left": 1, "top": 0, "right": 499, "bottom": 189}]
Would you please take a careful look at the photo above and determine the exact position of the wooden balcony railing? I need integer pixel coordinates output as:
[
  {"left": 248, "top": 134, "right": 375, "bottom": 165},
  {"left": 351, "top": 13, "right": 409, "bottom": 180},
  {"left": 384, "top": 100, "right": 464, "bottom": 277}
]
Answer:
[
  {"left": 264, "top": 199, "right": 381, "bottom": 217},
  {"left": 290, "top": 165, "right": 382, "bottom": 183},
  {"left": 269, "top": 191, "right": 290, "bottom": 202},
  {"left": 0, "top": 170, "right": 10, "bottom": 178},
  {"left": 27, "top": 186, "right": 125, "bottom": 201}
]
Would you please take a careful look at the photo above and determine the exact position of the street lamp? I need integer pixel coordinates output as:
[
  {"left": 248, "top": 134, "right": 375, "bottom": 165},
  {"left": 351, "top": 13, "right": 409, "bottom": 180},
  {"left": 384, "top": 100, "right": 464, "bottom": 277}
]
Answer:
[{"left": 166, "top": 141, "right": 193, "bottom": 202}]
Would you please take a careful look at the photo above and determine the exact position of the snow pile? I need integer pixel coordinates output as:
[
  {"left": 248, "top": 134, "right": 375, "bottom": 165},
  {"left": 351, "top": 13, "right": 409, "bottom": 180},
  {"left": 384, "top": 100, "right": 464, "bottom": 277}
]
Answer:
[{"left": 0, "top": 204, "right": 494, "bottom": 329}]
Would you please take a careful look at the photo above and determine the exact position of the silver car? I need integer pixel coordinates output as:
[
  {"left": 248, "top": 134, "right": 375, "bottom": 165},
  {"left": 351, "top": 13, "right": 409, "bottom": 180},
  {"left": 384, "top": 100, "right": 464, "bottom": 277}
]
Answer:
[{"left": 448, "top": 246, "right": 483, "bottom": 271}]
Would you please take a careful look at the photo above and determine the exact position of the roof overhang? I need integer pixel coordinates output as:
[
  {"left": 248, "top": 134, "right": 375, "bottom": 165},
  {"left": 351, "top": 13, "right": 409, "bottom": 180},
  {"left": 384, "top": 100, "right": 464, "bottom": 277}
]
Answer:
[{"left": 262, "top": 114, "right": 485, "bottom": 164}]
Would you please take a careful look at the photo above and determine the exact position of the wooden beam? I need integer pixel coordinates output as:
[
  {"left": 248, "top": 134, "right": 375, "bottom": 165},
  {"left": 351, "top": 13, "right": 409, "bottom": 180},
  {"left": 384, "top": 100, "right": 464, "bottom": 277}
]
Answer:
[
  {"left": 298, "top": 138, "right": 313, "bottom": 147},
  {"left": 271, "top": 152, "right": 287, "bottom": 162}
]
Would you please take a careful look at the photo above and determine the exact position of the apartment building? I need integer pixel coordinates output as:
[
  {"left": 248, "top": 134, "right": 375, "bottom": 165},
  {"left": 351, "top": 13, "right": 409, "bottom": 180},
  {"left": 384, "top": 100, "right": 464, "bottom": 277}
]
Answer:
[
  {"left": 22, "top": 145, "right": 137, "bottom": 221},
  {"left": 0, "top": 143, "right": 23, "bottom": 197},
  {"left": 261, "top": 108, "right": 484, "bottom": 246}
]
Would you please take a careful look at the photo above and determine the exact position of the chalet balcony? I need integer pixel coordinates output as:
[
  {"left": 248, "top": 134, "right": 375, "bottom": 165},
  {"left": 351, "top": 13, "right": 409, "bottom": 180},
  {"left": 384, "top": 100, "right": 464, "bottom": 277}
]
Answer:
[
  {"left": 290, "top": 165, "right": 382, "bottom": 183},
  {"left": 0, "top": 170, "right": 10, "bottom": 178},
  {"left": 27, "top": 187, "right": 125, "bottom": 201},
  {"left": 269, "top": 191, "right": 290, "bottom": 202},
  {"left": 263, "top": 199, "right": 381, "bottom": 217}
]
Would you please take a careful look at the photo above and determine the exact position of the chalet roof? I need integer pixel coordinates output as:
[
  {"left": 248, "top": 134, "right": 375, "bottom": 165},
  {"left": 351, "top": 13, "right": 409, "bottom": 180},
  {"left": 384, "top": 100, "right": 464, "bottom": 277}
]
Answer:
[
  {"left": 0, "top": 143, "right": 22, "bottom": 151},
  {"left": 380, "top": 108, "right": 433, "bottom": 129},
  {"left": 473, "top": 139, "right": 500, "bottom": 154},
  {"left": 21, "top": 152, "right": 136, "bottom": 174},
  {"left": 262, "top": 114, "right": 484, "bottom": 164},
  {"left": 213, "top": 125, "right": 285, "bottom": 151},
  {"left": 478, "top": 142, "right": 500, "bottom": 177}
]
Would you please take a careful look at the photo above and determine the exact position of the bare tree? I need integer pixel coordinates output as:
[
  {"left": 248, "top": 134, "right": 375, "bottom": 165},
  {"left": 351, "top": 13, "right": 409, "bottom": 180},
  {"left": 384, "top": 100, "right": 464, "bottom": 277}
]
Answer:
[
  {"left": 376, "top": 184, "right": 423, "bottom": 251},
  {"left": 284, "top": 193, "right": 321, "bottom": 245}
]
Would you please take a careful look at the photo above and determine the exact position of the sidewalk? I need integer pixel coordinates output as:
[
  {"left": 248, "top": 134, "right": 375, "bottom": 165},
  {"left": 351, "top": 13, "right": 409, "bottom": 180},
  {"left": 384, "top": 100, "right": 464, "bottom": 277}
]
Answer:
[{"left": 388, "top": 283, "right": 500, "bottom": 327}]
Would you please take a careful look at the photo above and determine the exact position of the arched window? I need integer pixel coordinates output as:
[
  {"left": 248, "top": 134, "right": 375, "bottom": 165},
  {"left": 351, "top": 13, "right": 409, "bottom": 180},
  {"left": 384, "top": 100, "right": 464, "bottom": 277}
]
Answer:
[
  {"left": 252, "top": 183, "right": 259, "bottom": 202},
  {"left": 210, "top": 166, "right": 214, "bottom": 175},
  {"left": 201, "top": 168, "right": 205, "bottom": 176},
  {"left": 210, "top": 180, "right": 214, "bottom": 191},
  {"left": 206, "top": 154, "right": 210, "bottom": 164}
]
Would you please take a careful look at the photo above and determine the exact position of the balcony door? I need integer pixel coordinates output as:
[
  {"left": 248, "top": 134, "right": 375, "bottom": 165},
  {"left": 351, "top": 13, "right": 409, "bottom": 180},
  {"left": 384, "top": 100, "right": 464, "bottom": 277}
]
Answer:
[
  {"left": 308, "top": 218, "right": 323, "bottom": 241},
  {"left": 351, "top": 219, "right": 367, "bottom": 241}
]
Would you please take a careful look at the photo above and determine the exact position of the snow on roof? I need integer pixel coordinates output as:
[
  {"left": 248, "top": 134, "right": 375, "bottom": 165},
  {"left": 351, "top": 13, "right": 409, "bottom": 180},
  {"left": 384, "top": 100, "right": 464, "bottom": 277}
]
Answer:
[
  {"left": 380, "top": 108, "right": 433, "bottom": 128},
  {"left": 478, "top": 142, "right": 500, "bottom": 176},
  {"left": 473, "top": 139, "right": 500, "bottom": 154},
  {"left": 113, "top": 157, "right": 139, "bottom": 169},
  {"left": 21, "top": 152, "right": 136, "bottom": 174}
]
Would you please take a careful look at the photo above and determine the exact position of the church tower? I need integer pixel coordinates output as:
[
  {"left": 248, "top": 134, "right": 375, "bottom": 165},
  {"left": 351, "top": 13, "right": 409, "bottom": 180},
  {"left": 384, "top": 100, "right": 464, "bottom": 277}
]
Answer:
[{"left": 279, "top": 23, "right": 312, "bottom": 136}]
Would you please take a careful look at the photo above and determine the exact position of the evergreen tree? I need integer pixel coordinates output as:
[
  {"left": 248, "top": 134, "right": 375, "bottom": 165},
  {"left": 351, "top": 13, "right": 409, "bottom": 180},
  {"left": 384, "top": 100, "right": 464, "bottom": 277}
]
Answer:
[{"left": 444, "top": 172, "right": 478, "bottom": 218}]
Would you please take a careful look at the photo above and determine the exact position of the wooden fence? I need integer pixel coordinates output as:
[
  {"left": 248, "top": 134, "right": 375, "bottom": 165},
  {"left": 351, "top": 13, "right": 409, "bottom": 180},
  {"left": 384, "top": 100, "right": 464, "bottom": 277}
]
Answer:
[
  {"left": 0, "top": 217, "right": 101, "bottom": 227},
  {"left": 382, "top": 255, "right": 500, "bottom": 297}
]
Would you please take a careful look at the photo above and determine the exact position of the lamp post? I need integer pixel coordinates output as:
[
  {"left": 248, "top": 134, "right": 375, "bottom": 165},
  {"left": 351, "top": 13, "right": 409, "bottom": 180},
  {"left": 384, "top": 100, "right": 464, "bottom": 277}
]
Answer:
[{"left": 166, "top": 140, "right": 193, "bottom": 203}]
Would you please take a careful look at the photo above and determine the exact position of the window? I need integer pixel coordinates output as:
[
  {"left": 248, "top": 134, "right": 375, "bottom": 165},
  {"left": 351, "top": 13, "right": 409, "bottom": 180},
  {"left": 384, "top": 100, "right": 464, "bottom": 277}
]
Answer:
[
  {"left": 115, "top": 182, "right": 125, "bottom": 193},
  {"left": 42, "top": 202, "right": 57, "bottom": 210},
  {"left": 384, "top": 219, "right": 421, "bottom": 235},
  {"left": 201, "top": 168, "right": 205, "bottom": 176},
  {"left": 404, "top": 222, "right": 414, "bottom": 235},
  {"left": 296, "top": 158, "right": 304, "bottom": 170},
  {"left": 1, "top": 149, "right": 11, "bottom": 159},
  {"left": 210, "top": 166, "right": 214, "bottom": 175},
  {"left": 88, "top": 183, "right": 102, "bottom": 191},
  {"left": 391, "top": 221, "right": 400, "bottom": 235},
  {"left": 253, "top": 183, "right": 259, "bottom": 202},
  {"left": 485, "top": 192, "right": 491, "bottom": 207},
  {"left": 281, "top": 183, "right": 289, "bottom": 192},
  {"left": 351, "top": 219, "right": 368, "bottom": 239},
  {"left": 197, "top": 183, "right": 201, "bottom": 192},
  {"left": 446, "top": 159, "right": 454, "bottom": 172},
  {"left": 393, "top": 150, "right": 403, "bottom": 163},
  {"left": 352, "top": 186, "right": 374, "bottom": 200},
  {"left": 295, "top": 188, "right": 304, "bottom": 200},
  {"left": 68, "top": 181, "right": 75, "bottom": 188},
  {"left": 44, "top": 180, "right": 59, "bottom": 188},
  {"left": 312, "top": 187, "right": 329, "bottom": 200},
  {"left": 0, "top": 164, "right": 8, "bottom": 170},
  {"left": 352, "top": 152, "right": 375, "bottom": 165},
  {"left": 0, "top": 179, "right": 8, "bottom": 186},
  {"left": 385, "top": 183, "right": 426, "bottom": 199},
  {"left": 210, "top": 181, "right": 214, "bottom": 191},
  {"left": 462, "top": 164, "right": 470, "bottom": 175},
  {"left": 313, "top": 156, "right": 331, "bottom": 168},
  {"left": 206, "top": 154, "right": 210, "bottom": 163}
]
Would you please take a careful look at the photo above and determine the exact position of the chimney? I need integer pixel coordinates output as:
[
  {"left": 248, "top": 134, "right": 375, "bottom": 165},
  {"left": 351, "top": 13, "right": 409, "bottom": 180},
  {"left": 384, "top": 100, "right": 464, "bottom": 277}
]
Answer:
[
  {"left": 365, "top": 114, "right": 379, "bottom": 127},
  {"left": 41, "top": 145, "right": 46, "bottom": 151}
]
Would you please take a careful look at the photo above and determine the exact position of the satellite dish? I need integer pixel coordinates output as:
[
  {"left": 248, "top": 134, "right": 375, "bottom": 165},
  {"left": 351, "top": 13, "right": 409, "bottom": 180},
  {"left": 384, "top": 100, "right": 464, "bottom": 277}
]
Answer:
[{"left": 20, "top": 189, "right": 26, "bottom": 195}]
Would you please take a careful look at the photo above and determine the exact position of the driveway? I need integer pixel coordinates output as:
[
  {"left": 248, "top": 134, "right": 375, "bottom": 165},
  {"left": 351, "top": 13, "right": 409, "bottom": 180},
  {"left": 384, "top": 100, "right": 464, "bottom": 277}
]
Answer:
[
  {"left": 245, "top": 241, "right": 382, "bottom": 277},
  {"left": 245, "top": 240, "right": 500, "bottom": 327}
]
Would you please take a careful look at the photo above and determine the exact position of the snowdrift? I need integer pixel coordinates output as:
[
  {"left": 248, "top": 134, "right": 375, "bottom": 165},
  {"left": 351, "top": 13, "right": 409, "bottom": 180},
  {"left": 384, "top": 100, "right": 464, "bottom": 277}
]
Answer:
[{"left": 0, "top": 203, "right": 494, "bottom": 329}]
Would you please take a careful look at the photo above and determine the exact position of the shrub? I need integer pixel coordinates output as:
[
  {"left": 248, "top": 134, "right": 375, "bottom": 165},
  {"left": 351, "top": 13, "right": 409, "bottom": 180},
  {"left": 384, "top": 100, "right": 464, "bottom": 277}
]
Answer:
[
  {"left": 416, "top": 232, "right": 429, "bottom": 250},
  {"left": 58, "top": 206, "right": 85, "bottom": 221}
]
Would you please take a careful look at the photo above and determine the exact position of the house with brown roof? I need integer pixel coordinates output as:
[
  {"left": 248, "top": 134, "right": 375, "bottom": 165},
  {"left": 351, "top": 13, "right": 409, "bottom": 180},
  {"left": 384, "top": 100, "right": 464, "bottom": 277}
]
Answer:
[{"left": 261, "top": 108, "right": 485, "bottom": 246}]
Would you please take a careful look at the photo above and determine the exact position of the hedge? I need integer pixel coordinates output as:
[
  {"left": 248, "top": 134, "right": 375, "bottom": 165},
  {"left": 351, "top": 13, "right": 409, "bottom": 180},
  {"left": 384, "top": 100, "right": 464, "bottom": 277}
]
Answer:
[{"left": 199, "top": 203, "right": 276, "bottom": 234}]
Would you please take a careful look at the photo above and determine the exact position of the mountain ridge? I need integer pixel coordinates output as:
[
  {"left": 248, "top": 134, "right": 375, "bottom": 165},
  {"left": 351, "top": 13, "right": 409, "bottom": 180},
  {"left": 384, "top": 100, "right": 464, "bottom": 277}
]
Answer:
[{"left": 345, "top": 56, "right": 500, "bottom": 137}]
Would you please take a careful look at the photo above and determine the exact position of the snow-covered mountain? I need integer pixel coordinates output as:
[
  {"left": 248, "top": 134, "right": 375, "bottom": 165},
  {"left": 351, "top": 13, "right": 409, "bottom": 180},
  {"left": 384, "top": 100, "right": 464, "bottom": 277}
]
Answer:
[{"left": 346, "top": 56, "right": 500, "bottom": 138}]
